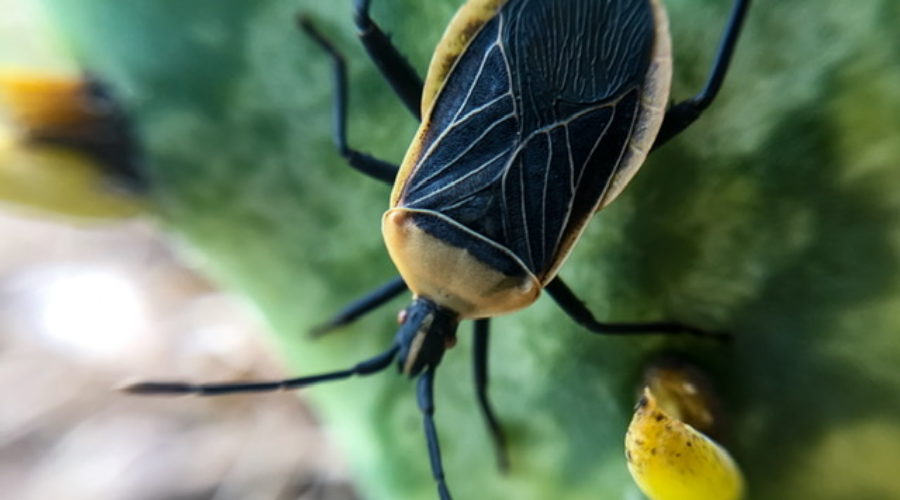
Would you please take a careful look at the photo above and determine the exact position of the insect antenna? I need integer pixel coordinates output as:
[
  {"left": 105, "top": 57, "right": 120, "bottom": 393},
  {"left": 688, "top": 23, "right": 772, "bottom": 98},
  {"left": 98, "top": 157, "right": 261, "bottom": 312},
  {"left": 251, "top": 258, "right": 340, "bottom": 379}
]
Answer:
[
  {"left": 417, "top": 366, "right": 452, "bottom": 500},
  {"left": 121, "top": 343, "right": 400, "bottom": 396}
]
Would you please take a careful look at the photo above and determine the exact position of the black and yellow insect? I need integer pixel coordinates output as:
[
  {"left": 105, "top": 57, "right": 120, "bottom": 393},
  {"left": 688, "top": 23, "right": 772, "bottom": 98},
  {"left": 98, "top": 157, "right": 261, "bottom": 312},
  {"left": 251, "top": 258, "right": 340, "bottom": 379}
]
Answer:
[
  {"left": 0, "top": 74, "right": 146, "bottom": 217},
  {"left": 128, "top": 0, "right": 751, "bottom": 498}
]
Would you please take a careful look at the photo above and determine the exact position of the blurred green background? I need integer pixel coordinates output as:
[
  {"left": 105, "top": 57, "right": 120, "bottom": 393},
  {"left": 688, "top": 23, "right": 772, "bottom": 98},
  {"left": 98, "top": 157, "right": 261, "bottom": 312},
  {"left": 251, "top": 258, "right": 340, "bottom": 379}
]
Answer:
[{"left": 3, "top": 0, "right": 900, "bottom": 499}]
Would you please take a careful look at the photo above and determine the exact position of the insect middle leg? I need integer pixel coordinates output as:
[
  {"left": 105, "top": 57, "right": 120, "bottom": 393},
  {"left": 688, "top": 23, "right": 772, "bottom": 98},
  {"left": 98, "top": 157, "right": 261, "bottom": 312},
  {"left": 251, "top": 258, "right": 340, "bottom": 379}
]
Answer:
[
  {"left": 544, "top": 278, "right": 727, "bottom": 339},
  {"left": 652, "top": 0, "right": 752, "bottom": 150},
  {"left": 473, "top": 319, "right": 510, "bottom": 472},
  {"left": 298, "top": 18, "right": 400, "bottom": 184}
]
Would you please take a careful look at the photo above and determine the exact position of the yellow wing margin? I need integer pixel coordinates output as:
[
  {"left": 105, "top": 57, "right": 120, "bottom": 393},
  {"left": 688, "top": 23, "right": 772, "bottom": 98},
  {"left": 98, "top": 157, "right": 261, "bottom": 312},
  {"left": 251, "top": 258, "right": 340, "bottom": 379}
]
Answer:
[
  {"left": 420, "top": 0, "right": 510, "bottom": 119},
  {"left": 391, "top": 0, "right": 510, "bottom": 206}
]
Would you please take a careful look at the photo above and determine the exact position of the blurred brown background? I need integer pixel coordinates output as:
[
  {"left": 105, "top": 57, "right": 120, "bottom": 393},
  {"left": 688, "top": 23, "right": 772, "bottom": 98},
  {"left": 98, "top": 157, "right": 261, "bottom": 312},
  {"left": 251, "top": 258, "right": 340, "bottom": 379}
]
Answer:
[
  {"left": 0, "top": 0, "right": 360, "bottom": 498},
  {"left": 0, "top": 2, "right": 360, "bottom": 498},
  {"left": 0, "top": 212, "right": 357, "bottom": 500}
]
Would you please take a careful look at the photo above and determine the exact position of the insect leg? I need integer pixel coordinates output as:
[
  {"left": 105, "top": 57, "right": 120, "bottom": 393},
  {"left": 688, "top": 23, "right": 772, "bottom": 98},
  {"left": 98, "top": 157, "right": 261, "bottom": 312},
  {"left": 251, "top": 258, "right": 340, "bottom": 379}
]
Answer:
[
  {"left": 473, "top": 319, "right": 510, "bottom": 472},
  {"left": 651, "top": 0, "right": 752, "bottom": 150},
  {"left": 310, "top": 276, "right": 408, "bottom": 337},
  {"left": 353, "top": 0, "right": 424, "bottom": 120},
  {"left": 123, "top": 344, "right": 400, "bottom": 395},
  {"left": 298, "top": 17, "right": 399, "bottom": 184},
  {"left": 545, "top": 278, "right": 727, "bottom": 339},
  {"left": 417, "top": 367, "right": 453, "bottom": 500}
]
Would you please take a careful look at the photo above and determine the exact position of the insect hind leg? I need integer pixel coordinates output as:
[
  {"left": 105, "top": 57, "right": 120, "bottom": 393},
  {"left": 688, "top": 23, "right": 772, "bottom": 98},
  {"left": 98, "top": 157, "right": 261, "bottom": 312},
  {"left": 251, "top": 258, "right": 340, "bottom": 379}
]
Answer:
[
  {"left": 353, "top": 0, "right": 424, "bottom": 120},
  {"left": 652, "top": 0, "right": 752, "bottom": 150},
  {"left": 297, "top": 17, "right": 399, "bottom": 184}
]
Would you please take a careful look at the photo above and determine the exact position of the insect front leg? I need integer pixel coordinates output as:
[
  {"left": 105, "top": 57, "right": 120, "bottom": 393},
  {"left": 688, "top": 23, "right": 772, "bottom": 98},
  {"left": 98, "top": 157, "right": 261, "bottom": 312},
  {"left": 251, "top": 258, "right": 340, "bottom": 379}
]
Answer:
[
  {"left": 652, "top": 0, "right": 752, "bottom": 150},
  {"left": 473, "top": 319, "right": 510, "bottom": 472},
  {"left": 310, "top": 276, "right": 408, "bottom": 337},
  {"left": 298, "top": 17, "right": 399, "bottom": 184},
  {"left": 353, "top": 0, "right": 424, "bottom": 119},
  {"left": 544, "top": 278, "right": 727, "bottom": 340}
]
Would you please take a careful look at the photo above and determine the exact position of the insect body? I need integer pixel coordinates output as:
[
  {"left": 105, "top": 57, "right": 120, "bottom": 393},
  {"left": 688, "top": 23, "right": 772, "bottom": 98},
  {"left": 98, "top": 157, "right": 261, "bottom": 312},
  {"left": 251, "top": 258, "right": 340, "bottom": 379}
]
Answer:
[
  {"left": 129, "top": 1, "right": 752, "bottom": 499},
  {"left": 385, "top": 0, "right": 672, "bottom": 320}
]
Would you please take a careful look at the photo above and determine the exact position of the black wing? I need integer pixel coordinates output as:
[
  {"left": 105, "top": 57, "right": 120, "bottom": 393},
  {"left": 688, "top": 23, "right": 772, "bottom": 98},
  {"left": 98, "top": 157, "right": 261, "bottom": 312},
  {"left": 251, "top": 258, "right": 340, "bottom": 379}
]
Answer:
[{"left": 398, "top": 0, "right": 654, "bottom": 277}]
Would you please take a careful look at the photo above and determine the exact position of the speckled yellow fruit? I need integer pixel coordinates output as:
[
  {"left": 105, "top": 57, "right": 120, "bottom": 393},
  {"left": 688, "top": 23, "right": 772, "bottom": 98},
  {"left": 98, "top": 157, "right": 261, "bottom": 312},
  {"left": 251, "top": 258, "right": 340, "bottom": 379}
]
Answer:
[{"left": 625, "top": 388, "right": 744, "bottom": 500}]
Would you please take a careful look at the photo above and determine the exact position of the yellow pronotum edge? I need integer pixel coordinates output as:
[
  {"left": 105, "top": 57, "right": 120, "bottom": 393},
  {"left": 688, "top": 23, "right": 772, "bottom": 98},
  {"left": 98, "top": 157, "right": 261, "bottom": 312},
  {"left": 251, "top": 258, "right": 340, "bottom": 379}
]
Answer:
[
  {"left": 625, "top": 388, "right": 745, "bottom": 500},
  {"left": 382, "top": 208, "right": 540, "bottom": 318}
]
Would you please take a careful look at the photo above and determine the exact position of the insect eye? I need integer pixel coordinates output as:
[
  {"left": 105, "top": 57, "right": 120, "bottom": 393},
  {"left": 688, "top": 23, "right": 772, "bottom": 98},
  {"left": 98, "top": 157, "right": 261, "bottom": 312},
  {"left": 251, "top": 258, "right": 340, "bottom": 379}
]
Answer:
[{"left": 397, "top": 309, "right": 408, "bottom": 324}]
